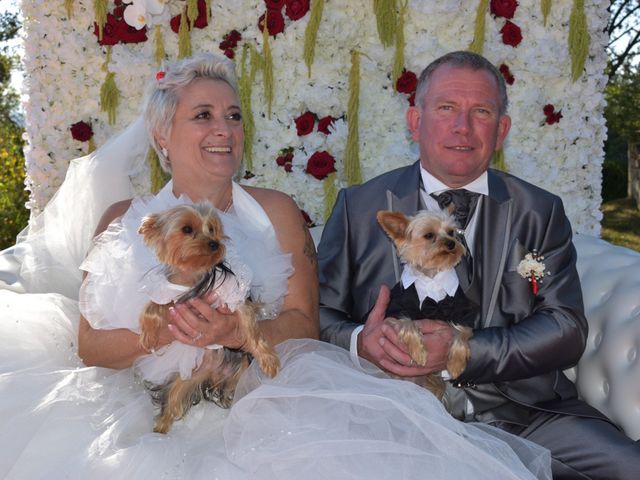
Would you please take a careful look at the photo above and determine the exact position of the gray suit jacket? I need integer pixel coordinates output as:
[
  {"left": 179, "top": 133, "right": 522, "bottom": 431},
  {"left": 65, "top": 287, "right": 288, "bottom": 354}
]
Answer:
[{"left": 318, "top": 161, "right": 608, "bottom": 425}]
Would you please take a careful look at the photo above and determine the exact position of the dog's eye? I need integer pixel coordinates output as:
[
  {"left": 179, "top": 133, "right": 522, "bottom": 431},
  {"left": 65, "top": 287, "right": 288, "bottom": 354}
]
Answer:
[
  {"left": 182, "top": 225, "right": 193, "bottom": 234},
  {"left": 424, "top": 232, "right": 434, "bottom": 241},
  {"left": 447, "top": 230, "right": 454, "bottom": 237}
]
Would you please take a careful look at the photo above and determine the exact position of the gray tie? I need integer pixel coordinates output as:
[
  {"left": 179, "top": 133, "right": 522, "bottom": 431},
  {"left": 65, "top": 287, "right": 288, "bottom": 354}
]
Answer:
[{"left": 430, "top": 189, "right": 480, "bottom": 289}]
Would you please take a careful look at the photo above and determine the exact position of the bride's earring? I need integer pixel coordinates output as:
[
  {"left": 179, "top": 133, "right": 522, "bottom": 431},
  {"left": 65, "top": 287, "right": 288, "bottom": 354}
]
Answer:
[{"left": 161, "top": 147, "right": 168, "bottom": 158}]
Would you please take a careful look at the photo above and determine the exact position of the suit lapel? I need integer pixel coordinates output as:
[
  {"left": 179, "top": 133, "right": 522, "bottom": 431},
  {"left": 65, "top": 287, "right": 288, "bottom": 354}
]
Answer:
[
  {"left": 386, "top": 160, "right": 422, "bottom": 215},
  {"left": 478, "top": 170, "right": 512, "bottom": 327},
  {"left": 385, "top": 161, "right": 422, "bottom": 283}
]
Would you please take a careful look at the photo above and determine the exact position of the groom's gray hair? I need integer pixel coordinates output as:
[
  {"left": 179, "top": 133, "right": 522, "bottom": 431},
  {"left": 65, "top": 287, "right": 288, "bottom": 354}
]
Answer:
[
  {"left": 414, "top": 51, "right": 508, "bottom": 115},
  {"left": 143, "top": 52, "right": 239, "bottom": 172}
]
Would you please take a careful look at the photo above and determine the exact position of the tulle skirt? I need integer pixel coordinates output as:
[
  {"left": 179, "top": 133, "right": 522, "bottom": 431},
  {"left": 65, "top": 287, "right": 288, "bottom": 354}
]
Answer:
[{"left": 0, "top": 290, "right": 550, "bottom": 479}]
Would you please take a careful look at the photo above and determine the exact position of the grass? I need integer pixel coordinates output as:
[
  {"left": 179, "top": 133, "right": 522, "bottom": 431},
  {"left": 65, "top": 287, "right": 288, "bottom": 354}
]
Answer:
[{"left": 601, "top": 197, "right": 640, "bottom": 252}]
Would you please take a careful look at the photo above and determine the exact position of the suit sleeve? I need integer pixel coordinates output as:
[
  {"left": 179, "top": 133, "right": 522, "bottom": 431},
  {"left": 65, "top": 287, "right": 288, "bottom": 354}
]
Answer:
[
  {"left": 317, "top": 189, "right": 363, "bottom": 350},
  {"left": 460, "top": 196, "right": 588, "bottom": 384}
]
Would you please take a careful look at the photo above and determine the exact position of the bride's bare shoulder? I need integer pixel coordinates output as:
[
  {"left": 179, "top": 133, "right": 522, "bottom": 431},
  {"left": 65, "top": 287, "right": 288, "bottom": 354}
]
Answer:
[
  {"left": 94, "top": 199, "right": 133, "bottom": 237},
  {"left": 241, "top": 185, "right": 300, "bottom": 219}
]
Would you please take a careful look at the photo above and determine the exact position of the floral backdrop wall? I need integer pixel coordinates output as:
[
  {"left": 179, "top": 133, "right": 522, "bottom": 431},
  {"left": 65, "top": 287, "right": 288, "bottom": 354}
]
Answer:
[{"left": 20, "top": 0, "right": 609, "bottom": 234}]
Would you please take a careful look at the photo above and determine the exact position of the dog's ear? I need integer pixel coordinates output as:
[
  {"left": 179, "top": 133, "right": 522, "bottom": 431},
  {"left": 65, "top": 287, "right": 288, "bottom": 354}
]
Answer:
[
  {"left": 138, "top": 214, "right": 162, "bottom": 247},
  {"left": 376, "top": 211, "right": 410, "bottom": 243}
]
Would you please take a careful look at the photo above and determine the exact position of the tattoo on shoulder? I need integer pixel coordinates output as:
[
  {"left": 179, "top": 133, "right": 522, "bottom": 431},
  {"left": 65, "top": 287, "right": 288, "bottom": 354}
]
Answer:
[{"left": 302, "top": 222, "right": 318, "bottom": 270}]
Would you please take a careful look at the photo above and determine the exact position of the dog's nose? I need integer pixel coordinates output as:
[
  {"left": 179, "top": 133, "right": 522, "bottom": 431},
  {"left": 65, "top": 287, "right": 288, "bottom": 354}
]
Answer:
[
  {"left": 209, "top": 240, "right": 219, "bottom": 251},
  {"left": 445, "top": 239, "right": 456, "bottom": 250}
]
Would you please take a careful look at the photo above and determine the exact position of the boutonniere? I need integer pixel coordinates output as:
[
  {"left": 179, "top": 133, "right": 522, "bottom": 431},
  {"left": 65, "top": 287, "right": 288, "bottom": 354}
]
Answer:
[{"left": 517, "top": 250, "right": 549, "bottom": 295}]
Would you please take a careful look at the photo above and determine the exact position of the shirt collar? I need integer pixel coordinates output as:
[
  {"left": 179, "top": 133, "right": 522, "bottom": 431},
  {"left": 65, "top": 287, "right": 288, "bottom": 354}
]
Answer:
[{"left": 420, "top": 165, "right": 489, "bottom": 196}]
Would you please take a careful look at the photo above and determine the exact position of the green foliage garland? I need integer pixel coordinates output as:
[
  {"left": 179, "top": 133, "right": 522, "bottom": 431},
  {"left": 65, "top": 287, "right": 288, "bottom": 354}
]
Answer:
[
  {"left": 345, "top": 50, "right": 362, "bottom": 186},
  {"left": 568, "top": 0, "right": 590, "bottom": 82},
  {"left": 468, "top": 0, "right": 488, "bottom": 54},
  {"left": 303, "top": 0, "right": 325, "bottom": 77}
]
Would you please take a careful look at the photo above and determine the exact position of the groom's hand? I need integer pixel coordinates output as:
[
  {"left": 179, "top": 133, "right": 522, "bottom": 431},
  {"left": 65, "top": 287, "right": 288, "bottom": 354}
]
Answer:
[
  {"left": 376, "top": 318, "right": 456, "bottom": 377},
  {"left": 356, "top": 285, "right": 393, "bottom": 368}
]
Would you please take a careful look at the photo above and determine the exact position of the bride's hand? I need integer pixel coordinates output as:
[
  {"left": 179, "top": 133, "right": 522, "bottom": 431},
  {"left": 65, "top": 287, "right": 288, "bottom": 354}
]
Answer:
[{"left": 167, "top": 296, "right": 246, "bottom": 349}]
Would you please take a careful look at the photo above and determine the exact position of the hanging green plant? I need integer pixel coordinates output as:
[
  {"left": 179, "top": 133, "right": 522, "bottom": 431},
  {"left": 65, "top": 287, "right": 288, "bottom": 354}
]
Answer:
[
  {"left": 238, "top": 44, "right": 260, "bottom": 173},
  {"left": 154, "top": 25, "right": 165, "bottom": 66},
  {"left": 303, "top": 0, "right": 325, "bottom": 77},
  {"left": 178, "top": 8, "right": 192, "bottom": 58},
  {"left": 205, "top": 0, "right": 212, "bottom": 24},
  {"left": 65, "top": 0, "right": 74, "bottom": 18},
  {"left": 148, "top": 148, "right": 170, "bottom": 193},
  {"left": 323, "top": 172, "right": 338, "bottom": 222},
  {"left": 373, "top": 0, "right": 397, "bottom": 48},
  {"left": 262, "top": 11, "right": 274, "bottom": 119},
  {"left": 392, "top": 0, "right": 408, "bottom": 88},
  {"left": 568, "top": 0, "right": 589, "bottom": 82},
  {"left": 345, "top": 50, "right": 362, "bottom": 186},
  {"left": 99, "top": 48, "right": 120, "bottom": 125},
  {"left": 468, "top": 0, "right": 489, "bottom": 54},
  {"left": 93, "top": 0, "right": 108, "bottom": 41},
  {"left": 492, "top": 148, "right": 507, "bottom": 172},
  {"left": 541, "top": 0, "right": 552, "bottom": 26},
  {"left": 186, "top": 0, "right": 199, "bottom": 28}
]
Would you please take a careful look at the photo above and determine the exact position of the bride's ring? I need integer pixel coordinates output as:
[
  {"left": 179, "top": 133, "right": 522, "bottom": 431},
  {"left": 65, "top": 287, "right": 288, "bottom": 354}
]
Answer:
[
  {"left": 409, "top": 359, "right": 415, "bottom": 367},
  {"left": 192, "top": 332, "right": 203, "bottom": 342}
]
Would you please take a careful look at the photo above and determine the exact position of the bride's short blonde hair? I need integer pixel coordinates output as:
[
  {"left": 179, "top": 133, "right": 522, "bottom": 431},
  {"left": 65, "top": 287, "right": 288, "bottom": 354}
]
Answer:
[{"left": 143, "top": 52, "right": 239, "bottom": 172}]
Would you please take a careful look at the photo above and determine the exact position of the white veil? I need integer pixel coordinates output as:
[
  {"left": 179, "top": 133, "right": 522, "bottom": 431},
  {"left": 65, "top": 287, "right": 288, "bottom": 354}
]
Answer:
[{"left": 13, "top": 118, "right": 150, "bottom": 298}]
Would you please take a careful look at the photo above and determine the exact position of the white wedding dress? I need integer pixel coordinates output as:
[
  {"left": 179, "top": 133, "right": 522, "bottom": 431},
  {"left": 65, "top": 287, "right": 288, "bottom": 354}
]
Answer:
[{"left": 0, "top": 119, "right": 551, "bottom": 479}]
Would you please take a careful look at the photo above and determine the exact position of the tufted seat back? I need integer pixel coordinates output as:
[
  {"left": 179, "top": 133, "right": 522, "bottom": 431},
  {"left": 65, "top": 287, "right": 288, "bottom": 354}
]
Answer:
[{"left": 568, "top": 234, "right": 640, "bottom": 440}]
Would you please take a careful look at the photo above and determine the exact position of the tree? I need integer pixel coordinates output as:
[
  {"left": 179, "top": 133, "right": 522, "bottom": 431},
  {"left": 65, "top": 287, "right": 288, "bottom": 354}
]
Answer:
[
  {"left": 607, "top": 1, "right": 640, "bottom": 79},
  {"left": 0, "top": 10, "right": 28, "bottom": 249}
]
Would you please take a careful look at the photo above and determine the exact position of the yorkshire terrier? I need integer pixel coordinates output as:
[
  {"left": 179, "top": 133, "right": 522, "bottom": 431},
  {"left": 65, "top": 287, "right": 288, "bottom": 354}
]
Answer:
[
  {"left": 137, "top": 202, "right": 279, "bottom": 433},
  {"left": 376, "top": 209, "right": 476, "bottom": 400}
]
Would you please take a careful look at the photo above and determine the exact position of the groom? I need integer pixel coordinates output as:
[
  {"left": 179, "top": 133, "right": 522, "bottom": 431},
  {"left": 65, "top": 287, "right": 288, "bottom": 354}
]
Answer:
[{"left": 317, "top": 51, "right": 639, "bottom": 478}]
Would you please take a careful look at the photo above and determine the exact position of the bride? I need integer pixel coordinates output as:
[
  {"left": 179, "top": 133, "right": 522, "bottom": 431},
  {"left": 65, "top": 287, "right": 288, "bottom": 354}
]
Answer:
[{"left": 0, "top": 53, "right": 551, "bottom": 479}]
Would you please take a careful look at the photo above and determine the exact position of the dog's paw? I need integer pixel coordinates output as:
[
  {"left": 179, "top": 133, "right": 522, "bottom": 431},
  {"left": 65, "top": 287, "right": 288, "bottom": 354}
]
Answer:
[
  {"left": 395, "top": 320, "right": 428, "bottom": 367},
  {"left": 446, "top": 326, "right": 473, "bottom": 378}
]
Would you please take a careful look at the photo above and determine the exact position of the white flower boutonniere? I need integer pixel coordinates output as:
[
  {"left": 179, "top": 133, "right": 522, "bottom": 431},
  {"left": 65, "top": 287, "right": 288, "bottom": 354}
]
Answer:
[{"left": 517, "top": 250, "right": 549, "bottom": 295}]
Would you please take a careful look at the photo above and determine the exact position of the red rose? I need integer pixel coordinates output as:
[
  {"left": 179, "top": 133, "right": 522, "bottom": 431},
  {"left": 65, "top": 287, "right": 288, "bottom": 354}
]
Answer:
[
  {"left": 285, "top": 0, "right": 310, "bottom": 21},
  {"left": 317, "top": 116, "right": 336, "bottom": 135},
  {"left": 193, "top": 0, "right": 209, "bottom": 29},
  {"left": 284, "top": 163, "right": 293, "bottom": 172},
  {"left": 120, "top": 22, "right": 148, "bottom": 44},
  {"left": 265, "top": 0, "right": 286, "bottom": 8},
  {"left": 500, "top": 20, "right": 522, "bottom": 47},
  {"left": 543, "top": 104, "right": 555, "bottom": 116},
  {"left": 243, "top": 170, "right": 255, "bottom": 179},
  {"left": 170, "top": 0, "right": 209, "bottom": 33},
  {"left": 490, "top": 0, "right": 518, "bottom": 19},
  {"left": 305, "top": 151, "right": 336, "bottom": 180},
  {"left": 228, "top": 29, "right": 242, "bottom": 43},
  {"left": 543, "top": 104, "right": 562, "bottom": 125},
  {"left": 276, "top": 151, "right": 294, "bottom": 166},
  {"left": 546, "top": 112, "right": 562, "bottom": 125},
  {"left": 499, "top": 63, "right": 515, "bottom": 85},
  {"left": 294, "top": 111, "right": 315, "bottom": 136},
  {"left": 70, "top": 121, "right": 93, "bottom": 142},
  {"left": 223, "top": 48, "right": 235, "bottom": 59},
  {"left": 113, "top": 4, "right": 126, "bottom": 18},
  {"left": 170, "top": 14, "right": 182, "bottom": 33},
  {"left": 94, "top": 14, "right": 122, "bottom": 46},
  {"left": 396, "top": 69, "right": 417, "bottom": 94},
  {"left": 258, "top": 9, "right": 285, "bottom": 36},
  {"left": 408, "top": 92, "right": 416, "bottom": 106}
]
